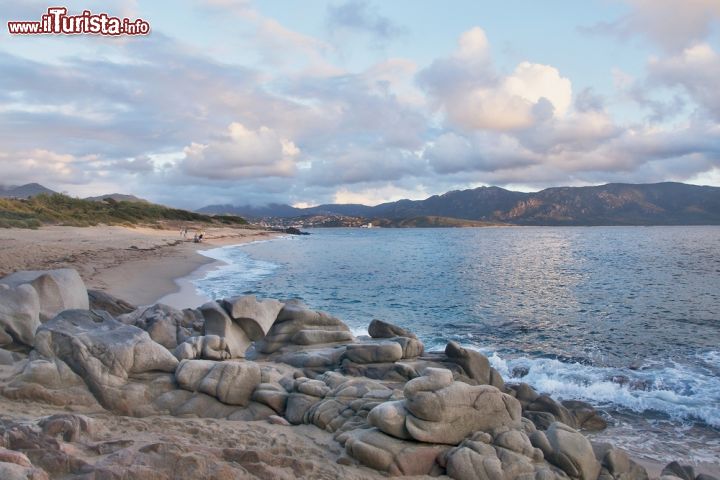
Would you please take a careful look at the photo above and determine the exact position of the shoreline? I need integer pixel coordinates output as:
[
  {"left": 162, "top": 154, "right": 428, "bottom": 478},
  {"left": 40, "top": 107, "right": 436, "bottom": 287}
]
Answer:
[{"left": 0, "top": 225, "right": 280, "bottom": 307}]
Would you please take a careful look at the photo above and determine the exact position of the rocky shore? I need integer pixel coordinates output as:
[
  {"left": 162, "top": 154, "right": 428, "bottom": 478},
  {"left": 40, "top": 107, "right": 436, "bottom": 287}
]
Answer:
[{"left": 0, "top": 268, "right": 715, "bottom": 479}]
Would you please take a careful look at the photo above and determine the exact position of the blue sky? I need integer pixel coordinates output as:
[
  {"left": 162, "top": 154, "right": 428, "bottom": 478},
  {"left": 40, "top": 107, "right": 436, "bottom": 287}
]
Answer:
[{"left": 1, "top": 0, "right": 719, "bottom": 208}]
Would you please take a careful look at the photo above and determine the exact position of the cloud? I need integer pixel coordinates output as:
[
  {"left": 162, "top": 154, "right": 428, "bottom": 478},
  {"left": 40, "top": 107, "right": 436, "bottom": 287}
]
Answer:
[
  {"left": 647, "top": 43, "right": 720, "bottom": 120},
  {"left": 327, "top": 0, "right": 405, "bottom": 42},
  {"left": 582, "top": 0, "right": 720, "bottom": 52},
  {"left": 418, "top": 28, "right": 572, "bottom": 131},
  {"left": 181, "top": 123, "right": 299, "bottom": 180}
]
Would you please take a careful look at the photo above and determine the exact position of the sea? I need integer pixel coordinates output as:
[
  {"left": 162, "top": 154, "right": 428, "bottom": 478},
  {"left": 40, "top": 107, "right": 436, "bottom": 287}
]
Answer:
[{"left": 191, "top": 226, "right": 720, "bottom": 465}]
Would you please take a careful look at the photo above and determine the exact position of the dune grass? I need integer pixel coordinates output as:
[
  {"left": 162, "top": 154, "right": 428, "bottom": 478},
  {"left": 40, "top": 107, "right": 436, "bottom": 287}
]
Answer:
[{"left": 0, "top": 194, "right": 247, "bottom": 229}]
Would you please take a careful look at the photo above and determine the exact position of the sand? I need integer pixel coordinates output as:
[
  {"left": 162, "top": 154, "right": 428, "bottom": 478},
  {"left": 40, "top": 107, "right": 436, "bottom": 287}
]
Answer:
[{"left": 0, "top": 225, "right": 279, "bottom": 306}]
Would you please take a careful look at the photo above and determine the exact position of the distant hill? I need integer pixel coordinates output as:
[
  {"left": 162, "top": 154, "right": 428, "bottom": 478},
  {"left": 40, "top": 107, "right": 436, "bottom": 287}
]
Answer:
[
  {"left": 0, "top": 183, "right": 57, "bottom": 199},
  {"left": 0, "top": 193, "right": 247, "bottom": 229},
  {"left": 200, "top": 182, "right": 720, "bottom": 226},
  {"left": 85, "top": 193, "right": 149, "bottom": 203}
]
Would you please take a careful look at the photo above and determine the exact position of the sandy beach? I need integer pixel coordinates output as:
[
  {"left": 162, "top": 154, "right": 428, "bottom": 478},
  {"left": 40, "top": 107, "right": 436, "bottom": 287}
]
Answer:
[{"left": 0, "top": 225, "right": 279, "bottom": 306}]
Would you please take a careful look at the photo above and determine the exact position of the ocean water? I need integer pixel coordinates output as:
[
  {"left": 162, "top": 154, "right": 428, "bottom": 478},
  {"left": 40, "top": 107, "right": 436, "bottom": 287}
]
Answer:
[{"left": 193, "top": 227, "right": 720, "bottom": 464}]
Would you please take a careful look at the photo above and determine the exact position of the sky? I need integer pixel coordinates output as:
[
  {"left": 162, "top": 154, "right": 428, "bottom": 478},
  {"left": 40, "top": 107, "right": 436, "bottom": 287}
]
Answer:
[{"left": 1, "top": 0, "right": 720, "bottom": 209}]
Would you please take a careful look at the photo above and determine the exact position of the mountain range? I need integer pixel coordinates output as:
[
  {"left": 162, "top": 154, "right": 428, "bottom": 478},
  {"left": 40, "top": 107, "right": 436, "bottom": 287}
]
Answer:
[
  {"left": 199, "top": 182, "right": 720, "bottom": 226},
  {"left": 0, "top": 184, "right": 147, "bottom": 204}
]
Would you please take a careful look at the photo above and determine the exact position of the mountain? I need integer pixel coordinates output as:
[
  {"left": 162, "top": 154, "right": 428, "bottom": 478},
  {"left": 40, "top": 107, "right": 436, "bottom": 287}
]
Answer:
[
  {"left": 199, "top": 182, "right": 720, "bottom": 226},
  {"left": 0, "top": 183, "right": 57, "bottom": 199},
  {"left": 85, "top": 193, "right": 148, "bottom": 203}
]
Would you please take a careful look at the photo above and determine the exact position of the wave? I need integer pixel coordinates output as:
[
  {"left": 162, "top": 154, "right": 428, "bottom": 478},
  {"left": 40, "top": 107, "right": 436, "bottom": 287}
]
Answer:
[
  {"left": 193, "top": 242, "right": 282, "bottom": 300},
  {"left": 474, "top": 348, "right": 720, "bottom": 428}
]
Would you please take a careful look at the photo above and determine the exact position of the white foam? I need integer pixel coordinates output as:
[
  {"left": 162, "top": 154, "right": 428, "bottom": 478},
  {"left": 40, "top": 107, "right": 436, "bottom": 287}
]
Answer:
[
  {"left": 474, "top": 348, "right": 720, "bottom": 428},
  {"left": 192, "top": 242, "right": 281, "bottom": 300}
]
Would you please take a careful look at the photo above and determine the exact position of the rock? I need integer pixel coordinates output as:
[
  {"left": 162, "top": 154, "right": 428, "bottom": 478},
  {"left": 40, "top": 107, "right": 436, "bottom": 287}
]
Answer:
[
  {"left": 592, "top": 443, "right": 648, "bottom": 480},
  {"left": 221, "top": 295, "right": 284, "bottom": 340},
  {"left": 544, "top": 422, "right": 601, "bottom": 480},
  {"left": 175, "top": 359, "right": 261, "bottom": 407},
  {"left": 345, "top": 342, "right": 403, "bottom": 364},
  {"left": 370, "top": 367, "right": 522, "bottom": 445},
  {"left": 0, "top": 269, "right": 88, "bottom": 322},
  {"left": 0, "top": 347, "right": 16, "bottom": 365},
  {"left": 389, "top": 336, "right": 424, "bottom": 358},
  {"left": 0, "top": 283, "right": 41, "bottom": 347},
  {"left": 513, "top": 382, "right": 540, "bottom": 404},
  {"left": 201, "top": 301, "right": 251, "bottom": 358},
  {"left": 444, "top": 341, "right": 504, "bottom": 389},
  {"left": 368, "top": 400, "right": 412, "bottom": 439},
  {"left": 173, "top": 335, "right": 230, "bottom": 361},
  {"left": 38, "top": 414, "right": 93, "bottom": 442},
  {"left": 368, "top": 319, "right": 417, "bottom": 339},
  {"left": 527, "top": 395, "right": 577, "bottom": 428},
  {"left": 344, "top": 428, "right": 448, "bottom": 476},
  {"left": 252, "top": 383, "right": 289, "bottom": 414},
  {"left": 255, "top": 300, "right": 354, "bottom": 354},
  {"left": 122, "top": 304, "right": 199, "bottom": 349},
  {"left": 32, "top": 309, "right": 178, "bottom": 414},
  {"left": 87, "top": 289, "right": 135, "bottom": 316},
  {"left": 0, "top": 461, "right": 49, "bottom": 480},
  {"left": 661, "top": 462, "right": 695, "bottom": 480},
  {"left": 562, "top": 400, "right": 608, "bottom": 431},
  {"left": 267, "top": 415, "right": 291, "bottom": 426}
]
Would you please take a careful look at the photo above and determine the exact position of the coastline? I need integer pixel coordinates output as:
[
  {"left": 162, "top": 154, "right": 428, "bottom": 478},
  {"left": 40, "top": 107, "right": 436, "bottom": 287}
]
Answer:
[{"left": 0, "top": 225, "right": 280, "bottom": 306}]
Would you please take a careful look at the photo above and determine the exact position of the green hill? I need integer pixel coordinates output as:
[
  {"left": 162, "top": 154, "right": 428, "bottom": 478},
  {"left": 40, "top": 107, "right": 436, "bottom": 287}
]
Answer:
[{"left": 0, "top": 193, "right": 247, "bottom": 229}]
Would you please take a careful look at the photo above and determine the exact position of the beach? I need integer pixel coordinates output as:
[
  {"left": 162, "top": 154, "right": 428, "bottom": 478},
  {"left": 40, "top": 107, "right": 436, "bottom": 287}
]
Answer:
[{"left": 0, "top": 225, "right": 279, "bottom": 306}]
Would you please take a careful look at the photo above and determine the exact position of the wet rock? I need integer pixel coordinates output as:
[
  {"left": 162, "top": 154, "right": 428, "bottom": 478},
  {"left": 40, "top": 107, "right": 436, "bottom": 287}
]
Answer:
[
  {"left": 542, "top": 422, "right": 601, "bottom": 480},
  {"left": 593, "top": 442, "right": 648, "bottom": 480},
  {"left": 661, "top": 462, "right": 696, "bottom": 480}
]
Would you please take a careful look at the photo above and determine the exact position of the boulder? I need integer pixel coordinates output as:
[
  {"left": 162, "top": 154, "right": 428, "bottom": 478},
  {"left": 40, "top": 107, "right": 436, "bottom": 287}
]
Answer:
[
  {"left": 221, "top": 295, "right": 284, "bottom": 340},
  {"left": 0, "top": 283, "right": 41, "bottom": 347},
  {"left": 175, "top": 359, "right": 261, "bottom": 407},
  {"left": 344, "top": 342, "right": 403, "bottom": 364},
  {"left": 542, "top": 422, "right": 601, "bottom": 480},
  {"left": 593, "top": 443, "right": 648, "bottom": 480},
  {"left": 32, "top": 309, "right": 178, "bottom": 414},
  {"left": 201, "top": 301, "right": 251, "bottom": 358},
  {"left": 87, "top": 289, "right": 135, "bottom": 316},
  {"left": 370, "top": 367, "right": 522, "bottom": 445},
  {"left": 445, "top": 341, "right": 504, "bottom": 388},
  {"left": 120, "top": 304, "right": 199, "bottom": 349},
  {"left": 661, "top": 462, "right": 695, "bottom": 480},
  {"left": 173, "top": 335, "right": 230, "bottom": 361},
  {"left": 344, "top": 428, "right": 447, "bottom": 476},
  {"left": 368, "top": 319, "right": 417, "bottom": 339},
  {"left": 255, "top": 300, "right": 354, "bottom": 354},
  {"left": 0, "top": 269, "right": 88, "bottom": 322},
  {"left": 390, "top": 336, "right": 425, "bottom": 358}
]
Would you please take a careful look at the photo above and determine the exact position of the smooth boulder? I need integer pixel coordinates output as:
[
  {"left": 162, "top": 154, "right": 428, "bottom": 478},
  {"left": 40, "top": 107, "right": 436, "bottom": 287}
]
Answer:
[
  {"left": 0, "top": 269, "right": 88, "bottom": 322},
  {"left": 0, "top": 283, "right": 41, "bottom": 347},
  {"left": 201, "top": 301, "right": 251, "bottom": 358},
  {"left": 221, "top": 295, "right": 284, "bottom": 340}
]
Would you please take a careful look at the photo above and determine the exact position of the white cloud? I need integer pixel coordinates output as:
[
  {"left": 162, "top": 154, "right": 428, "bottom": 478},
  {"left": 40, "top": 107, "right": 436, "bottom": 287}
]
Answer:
[
  {"left": 419, "top": 27, "right": 572, "bottom": 131},
  {"left": 181, "top": 123, "right": 299, "bottom": 180}
]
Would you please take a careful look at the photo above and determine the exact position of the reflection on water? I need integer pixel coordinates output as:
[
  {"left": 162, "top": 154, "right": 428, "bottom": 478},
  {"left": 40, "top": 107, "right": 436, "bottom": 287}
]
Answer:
[{"left": 194, "top": 226, "right": 720, "bottom": 465}]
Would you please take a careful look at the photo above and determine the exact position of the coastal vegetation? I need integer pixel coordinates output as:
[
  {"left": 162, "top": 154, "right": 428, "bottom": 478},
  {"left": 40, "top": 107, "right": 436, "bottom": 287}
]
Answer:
[{"left": 0, "top": 193, "right": 247, "bottom": 229}]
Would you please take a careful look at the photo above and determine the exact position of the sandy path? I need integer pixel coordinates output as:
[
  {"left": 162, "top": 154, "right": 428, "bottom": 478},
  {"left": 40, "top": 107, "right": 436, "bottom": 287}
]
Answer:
[{"left": 0, "top": 225, "right": 279, "bottom": 305}]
